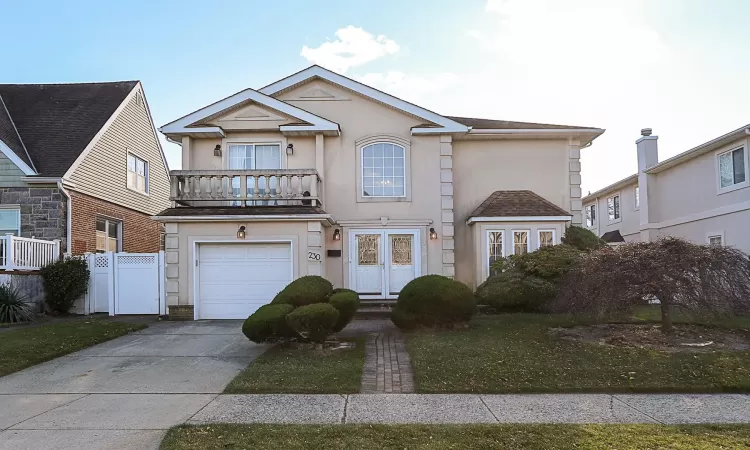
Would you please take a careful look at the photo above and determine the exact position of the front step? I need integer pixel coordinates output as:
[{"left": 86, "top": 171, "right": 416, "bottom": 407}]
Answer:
[{"left": 356, "top": 299, "right": 396, "bottom": 319}]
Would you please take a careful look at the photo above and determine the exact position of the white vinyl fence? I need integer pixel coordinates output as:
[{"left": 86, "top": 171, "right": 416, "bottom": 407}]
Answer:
[
  {"left": 84, "top": 251, "right": 166, "bottom": 315},
  {"left": 0, "top": 235, "right": 60, "bottom": 271}
]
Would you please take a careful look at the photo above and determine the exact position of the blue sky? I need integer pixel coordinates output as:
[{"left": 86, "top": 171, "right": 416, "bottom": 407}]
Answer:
[{"left": 2, "top": 0, "right": 749, "bottom": 192}]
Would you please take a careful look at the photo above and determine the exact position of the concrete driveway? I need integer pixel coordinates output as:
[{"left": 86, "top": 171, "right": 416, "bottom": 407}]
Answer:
[{"left": 0, "top": 320, "right": 267, "bottom": 450}]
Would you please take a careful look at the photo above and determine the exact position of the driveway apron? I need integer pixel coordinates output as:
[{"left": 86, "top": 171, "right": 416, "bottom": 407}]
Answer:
[{"left": 0, "top": 320, "right": 267, "bottom": 450}]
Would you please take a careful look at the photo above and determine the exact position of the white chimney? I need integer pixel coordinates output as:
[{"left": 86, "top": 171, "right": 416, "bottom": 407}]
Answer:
[{"left": 636, "top": 128, "right": 658, "bottom": 241}]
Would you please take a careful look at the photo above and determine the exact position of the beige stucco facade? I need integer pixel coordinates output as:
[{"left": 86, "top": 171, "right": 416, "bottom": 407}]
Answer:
[{"left": 158, "top": 67, "right": 602, "bottom": 315}]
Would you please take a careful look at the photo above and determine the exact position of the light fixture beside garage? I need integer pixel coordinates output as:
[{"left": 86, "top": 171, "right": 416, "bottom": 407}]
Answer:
[
  {"left": 429, "top": 228, "right": 438, "bottom": 240},
  {"left": 332, "top": 229, "right": 341, "bottom": 240},
  {"left": 237, "top": 225, "right": 246, "bottom": 239}
]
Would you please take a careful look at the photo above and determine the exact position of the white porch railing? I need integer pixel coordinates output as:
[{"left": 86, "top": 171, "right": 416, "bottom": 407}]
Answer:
[
  {"left": 0, "top": 235, "right": 61, "bottom": 271},
  {"left": 170, "top": 169, "right": 322, "bottom": 207}
]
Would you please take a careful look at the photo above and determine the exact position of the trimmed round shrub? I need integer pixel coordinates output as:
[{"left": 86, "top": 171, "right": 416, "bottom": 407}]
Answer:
[
  {"left": 561, "top": 225, "right": 606, "bottom": 251},
  {"left": 510, "top": 244, "right": 583, "bottom": 282},
  {"left": 242, "top": 303, "right": 295, "bottom": 343},
  {"left": 329, "top": 290, "right": 360, "bottom": 332},
  {"left": 331, "top": 287, "right": 357, "bottom": 296},
  {"left": 40, "top": 257, "right": 90, "bottom": 314},
  {"left": 286, "top": 303, "right": 339, "bottom": 343},
  {"left": 390, "top": 275, "right": 476, "bottom": 330},
  {"left": 475, "top": 271, "right": 556, "bottom": 312},
  {"left": 271, "top": 275, "right": 333, "bottom": 307}
]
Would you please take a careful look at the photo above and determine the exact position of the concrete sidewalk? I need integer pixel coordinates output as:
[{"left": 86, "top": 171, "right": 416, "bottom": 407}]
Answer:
[{"left": 187, "top": 393, "right": 750, "bottom": 425}]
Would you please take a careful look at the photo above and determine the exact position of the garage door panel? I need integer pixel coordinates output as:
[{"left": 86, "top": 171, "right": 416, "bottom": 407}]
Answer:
[{"left": 198, "top": 243, "right": 292, "bottom": 319}]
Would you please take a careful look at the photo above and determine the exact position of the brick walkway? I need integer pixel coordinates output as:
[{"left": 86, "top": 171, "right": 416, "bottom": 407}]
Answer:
[{"left": 361, "top": 331, "right": 415, "bottom": 393}]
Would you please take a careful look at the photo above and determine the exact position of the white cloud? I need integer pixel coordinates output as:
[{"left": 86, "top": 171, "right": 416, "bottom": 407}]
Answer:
[
  {"left": 355, "top": 71, "right": 459, "bottom": 104},
  {"left": 300, "top": 26, "right": 399, "bottom": 73}
]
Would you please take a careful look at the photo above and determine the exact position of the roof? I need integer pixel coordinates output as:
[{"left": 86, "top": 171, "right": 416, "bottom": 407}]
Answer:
[
  {"left": 582, "top": 174, "right": 639, "bottom": 203},
  {"left": 445, "top": 116, "right": 597, "bottom": 130},
  {"left": 601, "top": 230, "right": 625, "bottom": 243},
  {"left": 469, "top": 190, "right": 571, "bottom": 218},
  {"left": 0, "top": 81, "right": 137, "bottom": 177},
  {"left": 0, "top": 96, "right": 32, "bottom": 169},
  {"left": 155, "top": 205, "right": 328, "bottom": 217}
]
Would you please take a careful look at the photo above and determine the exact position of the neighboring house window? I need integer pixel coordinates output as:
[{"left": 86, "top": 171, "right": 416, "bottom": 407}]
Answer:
[
  {"left": 513, "top": 231, "right": 530, "bottom": 255},
  {"left": 228, "top": 143, "right": 281, "bottom": 204},
  {"left": 708, "top": 235, "right": 723, "bottom": 246},
  {"left": 96, "top": 218, "right": 121, "bottom": 252},
  {"left": 538, "top": 230, "right": 554, "bottom": 248},
  {"left": 634, "top": 186, "right": 640, "bottom": 209},
  {"left": 487, "top": 231, "right": 504, "bottom": 276},
  {"left": 0, "top": 208, "right": 21, "bottom": 236},
  {"left": 607, "top": 195, "right": 620, "bottom": 221},
  {"left": 127, "top": 153, "right": 149, "bottom": 194},
  {"left": 585, "top": 204, "right": 596, "bottom": 228},
  {"left": 718, "top": 146, "right": 746, "bottom": 190},
  {"left": 361, "top": 142, "right": 406, "bottom": 198}
]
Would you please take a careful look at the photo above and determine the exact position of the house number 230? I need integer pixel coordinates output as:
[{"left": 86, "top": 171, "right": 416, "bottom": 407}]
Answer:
[{"left": 308, "top": 251, "right": 322, "bottom": 261}]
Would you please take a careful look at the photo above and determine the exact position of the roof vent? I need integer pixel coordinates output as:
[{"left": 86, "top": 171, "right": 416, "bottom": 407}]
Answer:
[{"left": 641, "top": 128, "right": 652, "bottom": 136}]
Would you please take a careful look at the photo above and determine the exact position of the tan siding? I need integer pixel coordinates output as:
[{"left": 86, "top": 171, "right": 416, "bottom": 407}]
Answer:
[
  {"left": 69, "top": 87, "right": 170, "bottom": 216},
  {"left": 0, "top": 152, "right": 29, "bottom": 187}
]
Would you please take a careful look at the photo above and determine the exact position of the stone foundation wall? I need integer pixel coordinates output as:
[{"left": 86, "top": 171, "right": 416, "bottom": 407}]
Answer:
[
  {"left": 0, "top": 187, "right": 66, "bottom": 252},
  {"left": 0, "top": 272, "right": 46, "bottom": 313}
]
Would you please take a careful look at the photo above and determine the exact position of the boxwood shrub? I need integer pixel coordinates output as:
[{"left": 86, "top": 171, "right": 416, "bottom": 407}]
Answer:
[
  {"left": 286, "top": 303, "right": 339, "bottom": 343},
  {"left": 242, "top": 303, "right": 295, "bottom": 343},
  {"left": 271, "top": 275, "right": 333, "bottom": 307},
  {"left": 329, "top": 290, "right": 360, "bottom": 332},
  {"left": 475, "top": 271, "right": 556, "bottom": 312},
  {"left": 40, "top": 257, "right": 90, "bottom": 314},
  {"left": 390, "top": 275, "right": 476, "bottom": 330}
]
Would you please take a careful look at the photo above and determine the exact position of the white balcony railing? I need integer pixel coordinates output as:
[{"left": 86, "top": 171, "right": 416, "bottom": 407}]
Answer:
[
  {"left": 170, "top": 169, "right": 322, "bottom": 207},
  {"left": 0, "top": 235, "right": 61, "bottom": 271}
]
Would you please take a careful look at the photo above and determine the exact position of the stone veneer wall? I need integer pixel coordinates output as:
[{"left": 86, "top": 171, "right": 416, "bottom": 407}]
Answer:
[
  {"left": 0, "top": 187, "right": 66, "bottom": 252},
  {"left": 440, "top": 135, "right": 455, "bottom": 278},
  {"left": 0, "top": 272, "right": 46, "bottom": 312}
]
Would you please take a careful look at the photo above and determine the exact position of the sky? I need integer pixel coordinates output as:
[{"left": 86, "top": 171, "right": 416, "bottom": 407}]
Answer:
[{"left": 1, "top": 0, "right": 749, "bottom": 193}]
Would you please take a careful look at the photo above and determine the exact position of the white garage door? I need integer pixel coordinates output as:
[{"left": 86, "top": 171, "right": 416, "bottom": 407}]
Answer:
[{"left": 197, "top": 243, "right": 292, "bottom": 319}]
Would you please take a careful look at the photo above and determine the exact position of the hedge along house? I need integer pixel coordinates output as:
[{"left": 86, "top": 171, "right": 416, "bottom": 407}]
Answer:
[
  {"left": 156, "top": 65, "right": 604, "bottom": 320},
  {"left": 0, "top": 81, "right": 170, "bottom": 255}
]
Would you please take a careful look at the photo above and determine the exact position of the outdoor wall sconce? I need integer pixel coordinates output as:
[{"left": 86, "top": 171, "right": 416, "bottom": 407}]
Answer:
[
  {"left": 429, "top": 228, "right": 438, "bottom": 240},
  {"left": 332, "top": 229, "right": 341, "bottom": 241},
  {"left": 286, "top": 143, "right": 294, "bottom": 156},
  {"left": 237, "top": 225, "right": 246, "bottom": 240},
  {"left": 214, "top": 144, "right": 222, "bottom": 157}
]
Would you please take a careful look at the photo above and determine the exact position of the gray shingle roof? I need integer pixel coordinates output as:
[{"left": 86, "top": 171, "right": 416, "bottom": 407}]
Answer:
[
  {"left": 0, "top": 81, "right": 137, "bottom": 177},
  {"left": 469, "top": 190, "right": 571, "bottom": 218}
]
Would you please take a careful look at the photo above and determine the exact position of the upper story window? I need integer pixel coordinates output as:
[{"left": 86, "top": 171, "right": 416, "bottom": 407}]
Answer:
[
  {"left": 361, "top": 142, "right": 406, "bottom": 198},
  {"left": 634, "top": 186, "right": 640, "bottom": 209},
  {"left": 228, "top": 144, "right": 281, "bottom": 170},
  {"left": 127, "top": 153, "right": 149, "bottom": 194},
  {"left": 718, "top": 146, "right": 746, "bottom": 191},
  {"left": 585, "top": 204, "right": 596, "bottom": 228},
  {"left": 607, "top": 194, "right": 620, "bottom": 221},
  {"left": 0, "top": 207, "right": 20, "bottom": 236},
  {"left": 708, "top": 234, "right": 723, "bottom": 246}
]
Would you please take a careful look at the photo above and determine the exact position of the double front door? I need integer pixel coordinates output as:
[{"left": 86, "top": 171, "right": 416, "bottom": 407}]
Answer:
[{"left": 350, "top": 229, "right": 421, "bottom": 299}]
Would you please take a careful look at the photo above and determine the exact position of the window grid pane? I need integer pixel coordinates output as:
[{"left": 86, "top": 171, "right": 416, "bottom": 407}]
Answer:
[
  {"left": 488, "top": 232, "right": 503, "bottom": 276},
  {"left": 539, "top": 231, "right": 553, "bottom": 248},
  {"left": 361, "top": 143, "right": 406, "bottom": 197},
  {"left": 719, "top": 152, "right": 734, "bottom": 188},
  {"left": 513, "top": 231, "right": 528, "bottom": 255},
  {"left": 733, "top": 148, "right": 746, "bottom": 184}
]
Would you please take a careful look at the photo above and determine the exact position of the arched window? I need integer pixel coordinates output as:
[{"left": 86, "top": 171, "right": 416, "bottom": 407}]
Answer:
[{"left": 361, "top": 142, "right": 406, "bottom": 198}]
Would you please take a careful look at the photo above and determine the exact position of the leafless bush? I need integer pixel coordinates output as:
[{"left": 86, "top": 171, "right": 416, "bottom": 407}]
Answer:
[{"left": 555, "top": 237, "right": 750, "bottom": 333}]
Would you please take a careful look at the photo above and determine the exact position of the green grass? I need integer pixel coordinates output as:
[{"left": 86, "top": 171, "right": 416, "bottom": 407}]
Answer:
[
  {"left": 160, "top": 424, "right": 750, "bottom": 450},
  {"left": 223, "top": 338, "right": 364, "bottom": 394},
  {"left": 0, "top": 320, "right": 147, "bottom": 377},
  {"left": 631, "top": 305, "right": 750, "bottom": 329},
  {"left": 407, "top": 314, "right": 750, "bottom": 394}
]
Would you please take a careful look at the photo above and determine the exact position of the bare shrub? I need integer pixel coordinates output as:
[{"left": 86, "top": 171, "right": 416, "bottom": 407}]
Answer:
[{"left": 556, "top": 237, "right": 750, "bottom": 333}]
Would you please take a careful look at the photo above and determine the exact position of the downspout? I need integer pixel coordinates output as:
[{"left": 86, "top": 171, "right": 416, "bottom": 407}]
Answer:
[{"left": 57, "top": 180, "right": 72, "bottom": 257}]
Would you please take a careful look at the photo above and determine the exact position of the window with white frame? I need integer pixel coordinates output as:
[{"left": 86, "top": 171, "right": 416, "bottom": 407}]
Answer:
[
  {"left": 607, "top": 195, "right": 620, "bottom": 221},
  {"left": 127, "top": 153, "right": 148, "bottom": 194},
  {"left": 718, "top": 146, "right": 746, "bottom": 190},
  {"left": 96, "top": 217, "right": 121, "bottom": 252},
  {"left": 585, "top": 204, "right": 596, "bottom": 228},
  {"left": 487, "top": 231, "right": 504, "bottom": 276},
  {"left": 361, "top": 142, "right": 406, "bottom": 198},
  {"left": 0, "top": 208, "right": 20, "bottom": 236},
  {"left": 634, "top": 186, "right": 640, "bottom": 209},
  {"left": 707, "top": 234, "right": 723, "bottom": 246},
  {"left": 228, "top": 144, "right": 281, "bottom": 204},
  {"left": 538, "top": 230, "right": 554, "bottom": 248},
  {"left": 513, "top": 230, "right": 530, "bottom": 255}
]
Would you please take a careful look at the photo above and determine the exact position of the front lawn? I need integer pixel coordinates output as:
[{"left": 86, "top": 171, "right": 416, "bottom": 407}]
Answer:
[
  {"left": 407, "top": 314, "right": 750, "bottom": 393},
  {"left": 0, "top": 319, "right": 147, "bottom": 377},
  {"left": 224, "top": 338, "right": 364, "bottom": 394},
  {"left": 161, "top": 424, "right": 750, "bottom": 450}
]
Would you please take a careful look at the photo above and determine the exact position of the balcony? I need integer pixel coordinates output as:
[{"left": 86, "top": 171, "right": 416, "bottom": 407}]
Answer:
[{"left": 170, "top": 169, "right": 322, "bottom": 207}]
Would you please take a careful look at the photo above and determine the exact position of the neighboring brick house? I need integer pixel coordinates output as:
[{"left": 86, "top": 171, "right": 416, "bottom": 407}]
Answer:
[{"left": 0, "top": 81, "right": 170, "bottom": 254}]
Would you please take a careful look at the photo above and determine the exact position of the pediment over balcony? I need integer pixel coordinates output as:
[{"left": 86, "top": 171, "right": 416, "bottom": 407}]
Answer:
[{"left": 190, "top": 101, "right": 306, "bottom": 131}]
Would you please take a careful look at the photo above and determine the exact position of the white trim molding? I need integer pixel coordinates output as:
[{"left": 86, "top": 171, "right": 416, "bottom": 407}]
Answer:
[
  {"left": 152, "top": 214, "right": 335, "bottom": 225},
  {"left": 642, "top": 200, "right": 750, "bottom": 230},
  {"left": 0, "top": 139, "right": 36, "bottom": 176},
  {"left": 466, "top": 215, "right": 571, "bottom": 225}
]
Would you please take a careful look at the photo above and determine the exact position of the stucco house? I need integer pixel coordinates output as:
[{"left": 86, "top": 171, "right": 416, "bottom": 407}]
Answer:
[
  {"left": 0, "top": 81, "right": 170, "bottom": 254},
  {"left": 156, "top": 65, "right": 604, "bottom": 320},
  {"left": 583, "top": 125, "right": 749, "bottom": 252}
]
